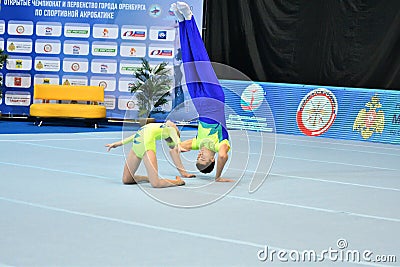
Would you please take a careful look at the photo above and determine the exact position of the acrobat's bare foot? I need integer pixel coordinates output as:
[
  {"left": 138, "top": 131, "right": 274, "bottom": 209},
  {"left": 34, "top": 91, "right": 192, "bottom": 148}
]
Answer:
[
  {"left": 175, "top": 176, "right": 186, "bottom": 186},
  {"left": 177, "top": 1, "right": 192, "bottom": 20},
  {"left": 180, "top": 172, "right": 196, "bottom": 178},
  {"left": 133, "top": 175, "right": 149, "bottom": 182},
  {"left": 170, "top": 3, "right": 184, "bottom": 22}
]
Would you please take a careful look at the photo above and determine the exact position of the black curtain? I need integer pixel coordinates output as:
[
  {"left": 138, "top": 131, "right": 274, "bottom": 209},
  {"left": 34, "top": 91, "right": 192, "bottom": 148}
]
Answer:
[{"left": 204, "top": 0, "right": 400, "bottom": 90}]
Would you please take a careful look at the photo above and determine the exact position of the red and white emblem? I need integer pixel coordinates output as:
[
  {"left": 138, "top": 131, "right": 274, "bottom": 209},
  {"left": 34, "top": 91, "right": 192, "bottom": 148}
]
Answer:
[{"left": 297, "top": 88, "right": 338, "bottom": 136}]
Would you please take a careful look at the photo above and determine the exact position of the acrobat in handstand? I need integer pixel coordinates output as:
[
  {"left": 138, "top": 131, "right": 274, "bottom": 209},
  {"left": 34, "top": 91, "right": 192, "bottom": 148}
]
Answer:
[{"left": 171, "top": 2, "right": 234, "bottom": 182}]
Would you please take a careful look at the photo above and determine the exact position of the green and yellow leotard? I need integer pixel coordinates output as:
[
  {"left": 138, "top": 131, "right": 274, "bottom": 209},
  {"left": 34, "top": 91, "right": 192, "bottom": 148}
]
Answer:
[
  {"left": 191, "top": 121, "right": 230, "bottom": 152},
  {"left": 122, "top": 123, "right": 180, "bottom": 158}
]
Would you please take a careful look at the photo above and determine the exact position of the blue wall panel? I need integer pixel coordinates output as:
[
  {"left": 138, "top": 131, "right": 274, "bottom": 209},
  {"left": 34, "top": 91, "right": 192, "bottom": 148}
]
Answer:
[{"left": 220, "top": 80, "right": 400, "bottom": 145}]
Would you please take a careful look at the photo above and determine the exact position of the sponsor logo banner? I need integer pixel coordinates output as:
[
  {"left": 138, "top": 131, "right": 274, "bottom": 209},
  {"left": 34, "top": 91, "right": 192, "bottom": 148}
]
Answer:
[
  {"left": 118, "top": 77, "right": 137, "bottom": 93},
  {"left": 0, "top": 20, "right": 5, "bottom": 34},
  {"left": 35, "top": 57, "right": 60, "bottom": 72},
  {"left": 6, "top": 56, "right": 32, "bottom": 71},
  {"left": 91, "top": 59, "right": 117, "bottom": 74},
  {"left": 103, "top": 95, "right": 116, "bottom": 109},
  {"left": 387, "top": 102, "right": 400, "bottom": 140},
  {"left": 222, "top": 80, "right": 400, "bottom": 145},
  {"left": 297, "top": 88, "right": 339, "bottom": 136},
  {"left": 35, "top": 39, "right": 61, "bottom": 55},
  {"left": 64, "top": 23, "right": 90, "bottom": 38},
  {"left": 119, "top": 60, "right": 141, "bottom": 75},
  {"left": 0, "top": 0, "right": 206, "bottom": 117},
  {"left": 62, "top": 75, "right": 88, "bottom": 86},
  {"left": 353, "top": 94, "right": 385, "bottom": 140},
  {"left": 7, "top": 38, "right": 32, "bottom": 53},
  {"left": 240, "top": 83, "right": 265, "bottom": 112},
  {"left": 149, "top": 26, "right": 175, "bottom": 41},
  {"left": 93, "top": 24, "right": 119, "bottom": 39},
  {"left": 118, "top": 96, "right": 139, "bottom": 111},
  {"left": 121, "top": 25, "right": 147, "bottom": 40},
  {"left": 148, "top": 44, "right": 174, "bottom": 59},
  {"left": 34, "top": 74, "right": 60, "bottom": 85},
  {"left": 36, "top": 22, "right": 62, "bottom": 37},
  {"left": 4, "top": 91, "right": 31, "bottom": 106},
  {"left": 90, "top": 76, "right": 116, "bottom": 92},
  {"left": 5, "top": 73, "right": 31, "bottom": 88},
  {"left": 63, "top": 40, "right": 90, "bottom": 56},
  {"left": 63, "top": 58, "right": 89, "bottom": 73},
  {"left": 223, "top": 82, "right": 274, "bottom": 132},
  {"left": 120, "top": 43, "right": 146, "bottom": 58},
  {"left": 91, "top": 41, "right": 118, "bottom": 57},
  {"left": 7, "top": 20, "right": 34, "bottom": 36}
]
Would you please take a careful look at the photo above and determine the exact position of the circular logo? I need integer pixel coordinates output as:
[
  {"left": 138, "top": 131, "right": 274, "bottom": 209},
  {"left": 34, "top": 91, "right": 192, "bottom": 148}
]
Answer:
[
  {"left": 71, "top": 63, "right": 80, "bottom": 71},
  {"left": 43, "top": 44, "right": 52, "bottom": 53},
  {"left": 16, "top": 25, "right": 25, "bottom": 34},
  {"left": 149, "top": 4, "right": 162, "bottom": 17},
  {"left": 158, "top": 32, "right": 166, "bottom": 39},
  {"left": 240, "top": 83, "right": 264, "bottom": 112},
  {"left": 297, "top": 88, "right": 338, "bottom": 136},
  {"left": 126, "top": 100, "right": 135, "bottom": 109},
  {"left": 98, "top": 81, "right": 108, "bottom": 90}
]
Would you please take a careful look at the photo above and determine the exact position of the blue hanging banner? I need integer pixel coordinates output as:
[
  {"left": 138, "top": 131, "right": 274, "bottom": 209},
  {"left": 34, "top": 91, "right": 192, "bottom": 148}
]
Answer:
[{"left": 0, "top": 0, "right": 204, "bottom": 118}]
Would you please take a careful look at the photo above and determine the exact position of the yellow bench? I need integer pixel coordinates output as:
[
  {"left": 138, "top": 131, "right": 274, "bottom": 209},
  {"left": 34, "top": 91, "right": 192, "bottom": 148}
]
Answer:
[{"left": 30, "top": 84, "right": 107, "bottom": 127}]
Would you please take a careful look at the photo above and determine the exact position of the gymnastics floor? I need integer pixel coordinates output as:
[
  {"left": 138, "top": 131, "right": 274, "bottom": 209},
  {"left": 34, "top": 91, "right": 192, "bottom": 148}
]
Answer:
[{"left": 0, "top": 129, "right": 399, "bottom": 266}]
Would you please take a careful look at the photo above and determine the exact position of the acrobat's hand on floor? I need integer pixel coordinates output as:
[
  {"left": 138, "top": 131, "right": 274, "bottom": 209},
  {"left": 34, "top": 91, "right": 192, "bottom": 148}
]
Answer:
[
  {"left": 215, "top": 177, "right": 235, "bottom": 183},
  {"left": 177, "top": 1, "right": 193, "bottom": 20}
]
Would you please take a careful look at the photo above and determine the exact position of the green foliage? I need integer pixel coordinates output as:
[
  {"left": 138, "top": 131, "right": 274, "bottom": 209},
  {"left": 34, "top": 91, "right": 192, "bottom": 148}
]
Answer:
[
  {"left": 130, "top": 58, "right": 172, "bottom": 117},
  {"left": 0, "top": 49, "right": 8, "bottom": 99}
]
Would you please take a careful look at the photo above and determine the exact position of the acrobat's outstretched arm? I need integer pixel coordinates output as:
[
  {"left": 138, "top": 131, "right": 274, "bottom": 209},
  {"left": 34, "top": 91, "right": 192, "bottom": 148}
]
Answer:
[{"left": 215, "top": 144, "right": 234, "bottom": 182}]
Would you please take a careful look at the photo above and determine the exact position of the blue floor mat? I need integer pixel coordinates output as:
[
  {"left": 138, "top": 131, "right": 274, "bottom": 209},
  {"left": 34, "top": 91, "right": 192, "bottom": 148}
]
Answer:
[
  {"left": 0, "top": 119, "right": 197, "bottom": 134},
  {"left": 0, "top": 119, "right": 124, "bottom": 134}
]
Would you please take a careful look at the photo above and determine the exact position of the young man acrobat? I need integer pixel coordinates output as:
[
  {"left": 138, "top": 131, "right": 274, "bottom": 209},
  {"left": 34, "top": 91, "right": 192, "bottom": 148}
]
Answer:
[{"left": 171, "top": 1, "right": 234, "bottom": 182}]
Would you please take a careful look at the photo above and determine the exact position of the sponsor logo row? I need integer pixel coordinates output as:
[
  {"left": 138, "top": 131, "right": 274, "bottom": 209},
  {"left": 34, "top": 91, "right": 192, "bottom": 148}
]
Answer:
[
  {"left": 102, "top": 96, "right": 172, "bottom": 111},
  {"left": 0, "top": 21, "right": 176, "bottom": 41},
  {"left": 234, "top": 84, "right": 399, "bottom": 140},
  {"left": 3, "top": 58, "right": 173, "bottom": 74},
  {"left": 2, "top": 74, "right": 172, "bottom": 93},
  {"left": 0, "top": 92, "right": 172, "bottom": 112},
  {"left": 295, "top": 88, "right": 397, "bottom": 140},
  {"left": 1, "top": 39, "right": 174, "bottom": 58},
  {"left": 1, "top": 81, "right": 398, "bottom": 140}
]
